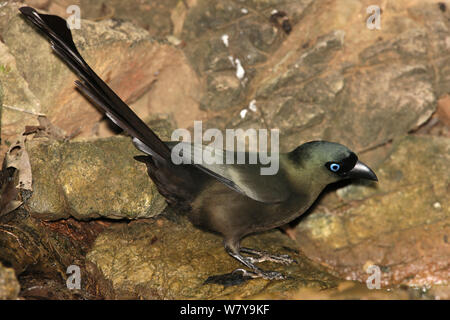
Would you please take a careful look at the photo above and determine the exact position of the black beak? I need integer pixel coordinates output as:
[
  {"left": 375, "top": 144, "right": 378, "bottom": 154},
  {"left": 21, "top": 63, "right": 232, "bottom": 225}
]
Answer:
[{"left": 347, "top": 160, "right": 378, "bottom": 181}]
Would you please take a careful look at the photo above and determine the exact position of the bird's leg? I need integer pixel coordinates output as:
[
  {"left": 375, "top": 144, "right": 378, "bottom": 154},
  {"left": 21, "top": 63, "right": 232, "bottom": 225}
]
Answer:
[
  {"left": 224, "top": 242, "right": 286, "bottom": 280},
  {"left": 240, "top": 247, "right": 297, "bottom": 265}
]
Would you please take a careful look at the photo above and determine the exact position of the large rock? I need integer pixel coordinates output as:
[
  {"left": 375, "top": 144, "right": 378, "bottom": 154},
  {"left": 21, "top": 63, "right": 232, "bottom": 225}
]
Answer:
[
  {"left": 87, "top": 215, "right": 339, "bottom": 299},
  {"left": 10, "top": 0, "right": 448, "bottom": 154},
  {"left": 23, "top": 136, "right": 167, "bottom": 220},
  {"left": 295, "top": 135, "right": 450, "bottom": 286},
  {"left": 31, "top": 0, "right": 179, "bottom": 38},
  {"left": 180, "top": 0, "right": 447, "bottom": 153},
  {"left": 0, "top": 41, "right": 41, "bottom": 157},
  {"left": 248, "top": 281, "right": 443, "bottom": 300},
  {"left": 0, "top": 2, "right": 201, "bottom": 157},
  {"left": 0, "top": 209, "right": 113, "bottom": 299}
]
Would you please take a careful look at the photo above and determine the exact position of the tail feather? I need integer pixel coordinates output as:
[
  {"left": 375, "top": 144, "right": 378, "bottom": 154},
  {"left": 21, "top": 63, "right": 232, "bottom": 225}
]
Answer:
[{"left": 19, "top": 6, "right": 171, "bottom": 161}]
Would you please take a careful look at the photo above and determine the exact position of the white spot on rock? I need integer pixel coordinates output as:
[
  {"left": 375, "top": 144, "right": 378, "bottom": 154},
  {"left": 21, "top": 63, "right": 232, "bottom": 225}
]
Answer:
[
  {"left": 248, "top": 99, "right": 257, "bottom": 112},
  {"left": 234, "top": 58, "right": 245, "bottom": 80},
  {"left": 241, "top": 8, "right": 248, "bottom": 14},
  {"left": 240, "top": 109, "right": 248, "bottom": 119},
  {"left": 221, "top": 34, "right": 229, "bottom": 47},
  {"left": 228, "top": 56, "right": 246, "bottom": 85},
  {"left": 167, "top": 35, "right": 181, "bottom": 46}
]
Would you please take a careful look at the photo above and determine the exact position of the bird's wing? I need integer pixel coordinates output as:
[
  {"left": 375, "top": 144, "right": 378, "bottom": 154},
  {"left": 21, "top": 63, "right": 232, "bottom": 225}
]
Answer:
[{"left": 165, "top": 142, "right": 291, "bottom": 203}]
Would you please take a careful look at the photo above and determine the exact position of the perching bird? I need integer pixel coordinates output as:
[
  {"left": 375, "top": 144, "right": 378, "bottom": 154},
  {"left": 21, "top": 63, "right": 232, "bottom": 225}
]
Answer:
[{"left": 20, "top": 7, "right": 378, "bottom": 280}]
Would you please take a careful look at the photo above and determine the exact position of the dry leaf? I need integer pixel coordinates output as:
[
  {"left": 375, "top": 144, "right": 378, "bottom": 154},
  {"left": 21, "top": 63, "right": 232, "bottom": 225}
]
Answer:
[{"left": 0, "top": 135, "right": 33, "bottom": 216}]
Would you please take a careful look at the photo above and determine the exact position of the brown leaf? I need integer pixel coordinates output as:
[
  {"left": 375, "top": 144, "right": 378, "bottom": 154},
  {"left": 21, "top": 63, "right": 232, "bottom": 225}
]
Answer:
[{"left": 0, "top": 135, "right": 33, "bottom": 216}]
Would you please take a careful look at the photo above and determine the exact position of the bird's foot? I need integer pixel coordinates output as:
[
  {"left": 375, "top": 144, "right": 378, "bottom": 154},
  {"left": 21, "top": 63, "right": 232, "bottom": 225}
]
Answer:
[
  {"left": 240, "top": 247, "right": 297, "bottom": 265},
  {"left": 224, "top": 244, "right": 290, "bottom": 282},
  {"left": 232, "top": 268, "right": 286, "bottom": 280}
]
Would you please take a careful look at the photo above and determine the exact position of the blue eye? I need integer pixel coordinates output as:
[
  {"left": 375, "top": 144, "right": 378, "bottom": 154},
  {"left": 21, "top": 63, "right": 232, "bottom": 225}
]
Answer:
[{"left": 330, "top": 163, "right": 340, "bottom": 172}]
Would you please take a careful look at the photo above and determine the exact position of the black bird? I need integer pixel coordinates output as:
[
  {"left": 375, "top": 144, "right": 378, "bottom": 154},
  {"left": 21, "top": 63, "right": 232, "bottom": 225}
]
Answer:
[{"left": 19, "top": 7, "right": 378, "bottom": 280}]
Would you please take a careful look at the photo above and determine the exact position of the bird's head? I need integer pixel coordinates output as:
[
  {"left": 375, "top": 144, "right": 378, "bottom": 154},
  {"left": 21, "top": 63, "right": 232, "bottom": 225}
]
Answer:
[{"left": 287, "top": 141, "right": 378, "bottom": 185}]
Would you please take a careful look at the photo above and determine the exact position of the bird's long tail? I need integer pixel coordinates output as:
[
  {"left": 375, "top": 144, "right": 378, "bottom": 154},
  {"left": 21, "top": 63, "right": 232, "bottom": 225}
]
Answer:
[{"left": 19, "top": 6, "right": 172, "bottom": 161}]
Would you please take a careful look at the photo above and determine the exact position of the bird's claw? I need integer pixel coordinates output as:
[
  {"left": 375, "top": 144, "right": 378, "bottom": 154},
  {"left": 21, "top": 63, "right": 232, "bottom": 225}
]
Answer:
[
  {"left": 240, "top": 248, "right": 297, "bottom": 265},
  {"left": 232, "top": 268, "right": 255, "bottom": 278},
  {"left": 246, "top": 254, "right": 297, "bottom": 265},
  {"left": 260, "top": 271, "right": 286, "bottom": 280},
  {"left": 232, "top": 268, "right": 286, "bottom": 280}
]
